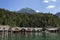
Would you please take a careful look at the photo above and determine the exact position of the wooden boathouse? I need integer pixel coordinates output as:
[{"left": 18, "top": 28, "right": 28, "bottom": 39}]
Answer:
[
  {"left": 46, "top": 28, "right": 58, "bottom": 32},
  {"left": 0, "top": 25, "right": 60, "bottom": 33}
]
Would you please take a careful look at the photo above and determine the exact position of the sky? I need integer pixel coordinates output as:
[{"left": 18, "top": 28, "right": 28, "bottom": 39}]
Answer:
[{"left": 0, "top": 0, "right": 60, "bottom": 14}]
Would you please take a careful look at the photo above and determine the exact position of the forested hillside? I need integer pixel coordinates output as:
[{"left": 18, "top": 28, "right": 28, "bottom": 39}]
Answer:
[{"left": 0, "top": 8, "right": 60, "bottom": 27}]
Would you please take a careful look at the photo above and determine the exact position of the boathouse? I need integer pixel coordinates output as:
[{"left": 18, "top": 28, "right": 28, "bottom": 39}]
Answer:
[
  {"left": 47, "top": 28, "right": 58, "bottom": 32},
  {"left": 0, "top": 25, "right": 10, "bottom": 32}
]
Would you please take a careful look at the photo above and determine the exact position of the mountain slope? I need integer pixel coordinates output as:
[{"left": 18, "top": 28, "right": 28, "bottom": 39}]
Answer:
[
  {"left": 55, "top": 12, "right": 60, "bottom": 18},
  {"left": 18, "top": 7, "right": 36, "bottom": 14}
]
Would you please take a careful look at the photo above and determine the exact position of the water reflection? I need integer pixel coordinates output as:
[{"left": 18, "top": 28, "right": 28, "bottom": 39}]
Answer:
[
  {"left": 0, "top": 32, "right": 60, "bottom": 40},
  {"left": 41, "top": 32, "right": 47, "bottom": 40}
]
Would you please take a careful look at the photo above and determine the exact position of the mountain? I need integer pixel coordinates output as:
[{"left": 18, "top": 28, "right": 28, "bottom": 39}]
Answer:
[
  {"left": 55, "top": 12, "right": 60, "bottom": 18},
  {"left": 18, "top": 7, "right": 36, "bottom": 14}
]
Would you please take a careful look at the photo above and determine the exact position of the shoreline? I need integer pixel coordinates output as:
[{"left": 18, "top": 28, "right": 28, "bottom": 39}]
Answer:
[{"left": 0, "top": 25, "right": 60, "bottom": 33}]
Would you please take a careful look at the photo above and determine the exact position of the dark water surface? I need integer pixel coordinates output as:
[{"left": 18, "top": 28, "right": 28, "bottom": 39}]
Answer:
[{"left": 0, "top": 32, "right": 60, "bottom": 40}]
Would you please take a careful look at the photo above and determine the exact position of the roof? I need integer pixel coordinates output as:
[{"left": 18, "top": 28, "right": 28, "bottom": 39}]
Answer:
[
  {"left": 47, "top": 28, "right": 58, "bottom": 30},
  {"left": 0, "top": 25, "right": 10, "bottom": 30}
]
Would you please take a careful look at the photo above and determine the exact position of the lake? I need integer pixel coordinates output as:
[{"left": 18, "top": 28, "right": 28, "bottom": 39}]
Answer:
[{"left": 0, "top": 32, "right": 60, "bottom": 40}]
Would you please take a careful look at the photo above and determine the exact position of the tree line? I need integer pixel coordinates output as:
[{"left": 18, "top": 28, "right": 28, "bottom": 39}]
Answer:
[{"left": 0, "top": 8, "right": 60, "bottom": 27}]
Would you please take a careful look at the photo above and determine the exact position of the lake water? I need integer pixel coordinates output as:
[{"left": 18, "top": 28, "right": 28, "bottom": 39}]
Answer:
[{"left": 0, "top": 32, "right": 60, "bottom": 40}]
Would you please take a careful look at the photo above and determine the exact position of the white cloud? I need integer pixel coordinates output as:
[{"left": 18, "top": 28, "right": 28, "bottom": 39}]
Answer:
[
  {"left": 51, "top": 0, "right": 56, "bottom": 2},
  {"left": 43, "top": 0, "right": 56, "bottom": 3},
  {"left": 47, "top": 5, "right": 55, "bottom": 9},
  {"left": 36, "top": 10, "right": 40, "bottom": 12},
  {"left": 43, "top": 0, "right": 49, "bottom": 3}
]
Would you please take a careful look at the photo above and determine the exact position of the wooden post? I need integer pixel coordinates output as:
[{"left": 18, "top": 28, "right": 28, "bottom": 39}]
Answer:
[
  {"left": 5, "top": 30, "right": 8, "bottom": 40},
  {"left": 2, "top": 30, "right": 4, "bottom": 40},
  {"left": 11, "top": 28, "right": 12, "bottom": 40}
]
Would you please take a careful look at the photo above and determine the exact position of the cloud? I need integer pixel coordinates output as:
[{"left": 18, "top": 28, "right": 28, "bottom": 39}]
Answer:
[
  {"left": 51, "top": 0, "right": 56, "bottom": 2},
  {"left": 43, "top": 0, "right": 49, "bottom": 3},
  {"left": 36, "top": 10, "right": 40, "bottom": 12},
  {"left": 43, "top": 0, "right": 56, "bottom": 3},
  {"left": 47, "top": 5, "right": 55, "bottom": 9}
]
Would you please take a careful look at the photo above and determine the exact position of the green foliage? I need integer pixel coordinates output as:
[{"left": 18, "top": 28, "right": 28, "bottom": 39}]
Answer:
[{"left": 0, "top": 8, "right": 60, "bottom": 27}]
